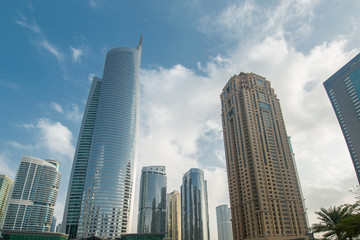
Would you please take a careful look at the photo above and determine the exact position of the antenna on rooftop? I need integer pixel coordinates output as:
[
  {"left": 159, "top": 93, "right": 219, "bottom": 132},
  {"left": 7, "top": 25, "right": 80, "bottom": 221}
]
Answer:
[{"left": 139, "top": 35, "right": 143, "bottom": 46}]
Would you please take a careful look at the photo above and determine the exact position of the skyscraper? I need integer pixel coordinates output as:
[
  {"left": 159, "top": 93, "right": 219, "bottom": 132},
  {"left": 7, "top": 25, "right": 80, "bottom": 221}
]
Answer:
[
  {"left": 220, "top": 72, "right": 308, "bottom": 240},
  {"left": 62, "top": 77, "right": 102, "bottom": 238},
  {"left": 137, "top": 166, "right": 167, "bottom": 234},
  {"left": 50, "top": 216, "right": 57, "bottom": 233},
  {"left": 63, "top": 37, "right": 142, "bottom": 239},
  {"left": 2, "top": 154, "right": 61, "bottom": 232},
  {"left": 168, "top": 190, "right": 181, "bottom": 240},
  {"left": 324, "top": 53, "right": 360, "bottom": 185},
  {"left": 0, "top": 175, "right": 13, "bottom": 228},
  {"left": 181, "top": 168, "right": 209, "bottom": 240},
  {"left": 216, "top": 204, "right": 233, "bottom": 240}
]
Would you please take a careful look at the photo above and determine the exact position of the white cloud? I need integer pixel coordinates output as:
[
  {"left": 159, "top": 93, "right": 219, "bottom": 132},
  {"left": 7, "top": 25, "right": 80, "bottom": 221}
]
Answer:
[
  {"left": 15, "top": 13, "right": 41, "bottom": 33},
  {"left": 0, "top": 79, "right": 20, "bottom": 89},
  {"left": 88, "top": 73, "right": 96, "bottom": 83},
  {"left": 65, "top": 104, "right": 83, "bottom": 122},
  {"left": 204, "top": 167, "right": 230, "bottom": 238},
  {"left": 8, "top": 141, "right": 38, "bottom": 151},
  {"left": 51, "top": 102, "right": 64, "bottom": 114},
  {"left": 199, "top": 0, "right": 320, "bottom": 45},
  {"left": 89, "top": 0, "right": 104, "bottom": 8},
  {"left": 0, "top": 153, "right": 16, "bottom": 179},
  {"left": 70, "top": 47, "right": 83, "bottom": 63},
  {"left": 27, "top": 1, "right": 35, "bottom": 11},
  {"left": 53, "top": 201, "right": 64, "bottom": 227},
  {"left": 20, "top": 123, "right": 35, "bottom": 129},
  {"left": 11, "top": 118, "right": 75, "bottom": 162},
  {"left": 15, "top": 13, "right": 64, "bottom": 64},
  {"left": 50, "top": 102, "right": 82, "bottom": 122},
  {"left": 39, "top": 39, "right": 63, "bottom": 63},
  {"left": 37, "top": 118, "right": 75, "bottom": 160}
]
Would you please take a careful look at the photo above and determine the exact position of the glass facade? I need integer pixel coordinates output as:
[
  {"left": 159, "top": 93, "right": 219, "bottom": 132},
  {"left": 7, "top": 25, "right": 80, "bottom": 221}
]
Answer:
[
  {"left": 2, "top": 154, "right": 61, "bottom": 232},
  {"left": 77, "top": 39, "right": 142, "bottom": 239},
  {"left": 62, "top": 77, "right": 102, "bottom": 238},
  {"left": 216, "top": 205, "right": 233, "bottom": 240},
  {"left": 137, "top": 166, "right": 167, "bottom": 234},
  {"left": 324, "top": 53, "right": 360, "bottom": 184},
  {"left": 0, "top": 175, "right": 14, "bottom": 228},
  {"left": 181, "top": 168, "right": 209, "bottom": 240}
]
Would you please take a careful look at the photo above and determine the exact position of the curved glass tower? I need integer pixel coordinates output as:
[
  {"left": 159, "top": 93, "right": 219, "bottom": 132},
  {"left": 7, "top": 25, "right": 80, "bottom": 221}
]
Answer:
[
  {"left": 137, "top": 166, "right": 167, "bottom": 234},
  {"left": 77, "top": 38, "right": 142, "bottom": 239},
  {"left": 181, "top": 168, "right": 209, "bottom": 240}
]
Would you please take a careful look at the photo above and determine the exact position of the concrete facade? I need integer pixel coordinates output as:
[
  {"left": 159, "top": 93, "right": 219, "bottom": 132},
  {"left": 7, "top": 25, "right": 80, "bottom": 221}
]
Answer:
[{"left": 221, "top": 73, "right": 308, "bottom": 240}]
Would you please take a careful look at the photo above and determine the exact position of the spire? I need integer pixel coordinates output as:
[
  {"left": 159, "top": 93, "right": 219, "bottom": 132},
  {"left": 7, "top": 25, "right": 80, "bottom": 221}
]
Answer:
[
  {"left": 137, "top": 35, "right": 143, "bottom": 50},
  {"left": 137, "top": 35, "right": 143, "bottom": 59},
  {"left": 139, "top": 35, "right": 143, "bottom": 46}
]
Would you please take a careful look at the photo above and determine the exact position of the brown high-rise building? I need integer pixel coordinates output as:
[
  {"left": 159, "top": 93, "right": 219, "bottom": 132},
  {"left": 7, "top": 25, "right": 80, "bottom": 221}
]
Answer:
[
  {"left": 168, "top": 190, "right": 181, "bottom": 240},
  {"left": 220, "top": 72, "right": 308, "bottom": 240}
]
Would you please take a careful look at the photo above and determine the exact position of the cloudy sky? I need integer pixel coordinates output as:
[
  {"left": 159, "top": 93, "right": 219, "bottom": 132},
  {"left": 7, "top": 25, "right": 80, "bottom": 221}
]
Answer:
[{"left": 1, "top": 0, "right": 359, "bottom": 239}]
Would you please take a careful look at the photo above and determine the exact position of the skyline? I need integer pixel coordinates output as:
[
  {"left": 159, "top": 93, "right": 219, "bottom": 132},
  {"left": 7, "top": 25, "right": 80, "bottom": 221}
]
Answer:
[{"left": 1, "top": 1, "right": 360, "bottom": 239}]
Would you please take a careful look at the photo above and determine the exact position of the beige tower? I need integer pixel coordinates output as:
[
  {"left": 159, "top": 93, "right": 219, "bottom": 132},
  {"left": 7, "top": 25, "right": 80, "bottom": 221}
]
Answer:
[
  {"left": 220, "top": 73, "right": 308, "bottom": 240},
  {"left": 168, "top": 190, "right": 181, "bottom": 240},
  {"left": 0, "top": 175, "right": 14, "bottom": 228}
]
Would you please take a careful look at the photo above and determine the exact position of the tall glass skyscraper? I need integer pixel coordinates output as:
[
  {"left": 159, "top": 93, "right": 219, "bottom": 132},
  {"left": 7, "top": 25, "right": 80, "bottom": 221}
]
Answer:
[
  {"left": 216, "top": 204, "right": 233, "bottom": 240},
  {"left": 62, "top": 77, "right": 102, "bottom": 238},
  {"left": 2, "top": 154, "right": 61, "bottom": 232},
  {"left": 50, "top": 216, "right": 57, "bottom": 233},
  {"left": 181, "top": 168, "right": 209, "bottom": 240},
  {"left": 137, "top": 166, "right": 167, "bottom": 234},
  {"left": 324, "top": 53, "right": 360, "bottom": 185},
  {"left": 0, "top": 175, "right": 13, "bottom": 228},
  {"left": 221, "top": 73, "right": 308, "bottom": 240},
  {"left": 63, "top": 37, "right": 142, "bottom": 239}
]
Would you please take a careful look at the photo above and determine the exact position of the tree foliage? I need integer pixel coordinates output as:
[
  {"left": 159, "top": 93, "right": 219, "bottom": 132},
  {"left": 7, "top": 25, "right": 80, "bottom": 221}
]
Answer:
[
  {"left": 312, "top": 201, "right": 360, "bottom": 240},
  {"left": 336, "top": 214, "right": 360, "bottom": 240}
]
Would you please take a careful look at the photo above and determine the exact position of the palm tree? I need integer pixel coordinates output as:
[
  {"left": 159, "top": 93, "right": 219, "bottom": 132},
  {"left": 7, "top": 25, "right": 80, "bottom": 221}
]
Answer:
[
  {"left": 312, "top": 204, "right": 354, "bottom": 240},
  {"left": 336, "top": 214, "right": 360, "bottom": 240}
]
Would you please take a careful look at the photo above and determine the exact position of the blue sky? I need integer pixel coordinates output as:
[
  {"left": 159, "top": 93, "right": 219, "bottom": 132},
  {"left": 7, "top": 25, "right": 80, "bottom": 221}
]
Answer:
[{"left": 1, "top": 0, "right": 360, "bottom": 239}]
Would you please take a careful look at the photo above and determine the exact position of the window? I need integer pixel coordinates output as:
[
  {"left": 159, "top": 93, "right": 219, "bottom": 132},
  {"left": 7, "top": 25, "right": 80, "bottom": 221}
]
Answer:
[{"left": 256, "top": 79, "right": 265, "bottom": 87}]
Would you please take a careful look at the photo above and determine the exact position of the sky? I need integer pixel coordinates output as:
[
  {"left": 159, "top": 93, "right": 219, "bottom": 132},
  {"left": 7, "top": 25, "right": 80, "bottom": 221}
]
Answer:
[{"left": 0, "top": 0, "right": 360, "bottom": 239}]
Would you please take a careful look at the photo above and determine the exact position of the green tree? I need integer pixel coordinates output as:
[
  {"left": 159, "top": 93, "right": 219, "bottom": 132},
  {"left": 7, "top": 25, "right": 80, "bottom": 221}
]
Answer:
[
  {"left": 312, "top": 204, "right": 354, "bottom": 240},
  {"left": 336, "top": 214, "right": 360, "bottom": 240}
]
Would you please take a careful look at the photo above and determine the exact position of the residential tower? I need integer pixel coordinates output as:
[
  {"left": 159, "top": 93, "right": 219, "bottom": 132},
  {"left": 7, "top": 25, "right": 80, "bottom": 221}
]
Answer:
[
  {"left": 2, "top": 154, "right": 61, "bottom": 232},
  {"left": 220, "top": 72, "right": 308, "bottom": 240}
]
